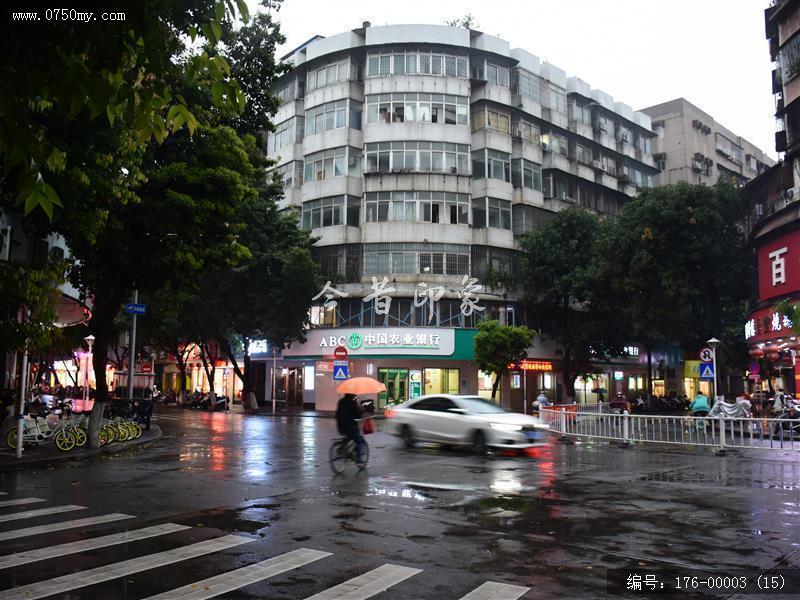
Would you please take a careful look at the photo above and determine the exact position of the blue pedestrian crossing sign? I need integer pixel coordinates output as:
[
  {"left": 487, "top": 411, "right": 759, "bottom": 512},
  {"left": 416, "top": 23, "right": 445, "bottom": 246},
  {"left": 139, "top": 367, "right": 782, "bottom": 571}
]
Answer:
[
  {"left": 699, "top": 363, "right": 715, "bottom": 380},
  {"left": 333, "top": 359, "right": 349, "bottom": 380}
]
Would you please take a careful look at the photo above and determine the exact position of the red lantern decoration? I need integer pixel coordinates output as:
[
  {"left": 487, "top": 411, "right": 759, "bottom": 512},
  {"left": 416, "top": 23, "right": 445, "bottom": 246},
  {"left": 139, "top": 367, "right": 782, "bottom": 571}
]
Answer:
[{"left": 748, "top": 347, "right": 764, "bottom": 359}]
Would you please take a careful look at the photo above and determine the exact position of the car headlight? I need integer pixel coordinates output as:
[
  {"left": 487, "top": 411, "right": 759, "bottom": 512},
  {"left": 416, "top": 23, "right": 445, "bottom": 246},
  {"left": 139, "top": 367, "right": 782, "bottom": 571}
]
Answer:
[{"left": 489, "top": 423, "right": 523, "bottom": 432}]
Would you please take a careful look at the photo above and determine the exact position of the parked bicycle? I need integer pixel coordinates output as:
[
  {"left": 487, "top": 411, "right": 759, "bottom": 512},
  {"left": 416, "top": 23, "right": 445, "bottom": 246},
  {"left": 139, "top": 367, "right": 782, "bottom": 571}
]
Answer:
[{"left": 5, "top": 409, "right": 86, "bottom": 451}]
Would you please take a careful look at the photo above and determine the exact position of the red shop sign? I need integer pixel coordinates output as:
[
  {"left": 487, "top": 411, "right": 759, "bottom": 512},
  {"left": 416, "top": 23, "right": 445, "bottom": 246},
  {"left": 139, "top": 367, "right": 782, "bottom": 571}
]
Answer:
[
  {"left": 744, "top": 304, "right": 796, "bottom": 344},
  {"left": 757, "top": 230, "right": 800, "bottom": 302}
]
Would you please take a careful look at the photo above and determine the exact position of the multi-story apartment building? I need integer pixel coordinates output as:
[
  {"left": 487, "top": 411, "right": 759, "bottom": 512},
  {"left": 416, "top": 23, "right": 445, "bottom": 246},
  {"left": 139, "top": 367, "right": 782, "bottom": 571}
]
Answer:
[
  {"left": 640, "top": 98, "right": 773, "bottom": 188},
  {"left": 738, "top": 0, "right": 800, "bottom": 397},
  {"left": 258, "top": 23, "right": 658, "bottom": 411}
]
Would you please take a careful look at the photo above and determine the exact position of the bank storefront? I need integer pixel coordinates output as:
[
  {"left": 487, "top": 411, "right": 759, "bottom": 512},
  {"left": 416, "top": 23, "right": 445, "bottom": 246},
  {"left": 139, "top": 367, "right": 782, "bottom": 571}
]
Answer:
[{"left": 251, "top": 327, "right": 479, "bottom": 412}]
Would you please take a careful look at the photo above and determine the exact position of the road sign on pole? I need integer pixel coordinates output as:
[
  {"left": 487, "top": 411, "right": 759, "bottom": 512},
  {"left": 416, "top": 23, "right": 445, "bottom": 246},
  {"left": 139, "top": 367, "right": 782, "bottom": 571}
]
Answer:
[
  {"left": 124, "top": 303, "right": 146, "bottom": 316},
  {"left": 699, "top": 347, "right": 713, "bottom": 363},
  {"left": 699, "top": 363, "right": 715, "bottom": 380},
  {"left": 333, "top": 360, "right": 349, "bottom": 381},
  {"left": 333, "top": 345, "right": 348, "bottom": 360}
]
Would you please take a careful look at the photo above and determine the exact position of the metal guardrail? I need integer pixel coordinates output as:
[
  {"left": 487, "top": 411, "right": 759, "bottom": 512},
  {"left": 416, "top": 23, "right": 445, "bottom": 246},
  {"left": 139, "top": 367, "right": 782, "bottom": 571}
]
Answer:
[{"left": 540, "top": 406, "right": 800, "bottom": 451}]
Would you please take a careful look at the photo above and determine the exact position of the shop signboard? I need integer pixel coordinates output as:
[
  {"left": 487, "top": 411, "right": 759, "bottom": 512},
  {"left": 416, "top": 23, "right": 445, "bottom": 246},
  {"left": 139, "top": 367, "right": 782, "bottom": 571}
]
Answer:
[
  {"left": 744, "top": 305, "right": 795, "bottom": 344},
  {"left": 282, "top": 328, "right": 455, "bottom": 357},
  {"left": 757, "top": 230, "right": 800, "bottom": 301}
]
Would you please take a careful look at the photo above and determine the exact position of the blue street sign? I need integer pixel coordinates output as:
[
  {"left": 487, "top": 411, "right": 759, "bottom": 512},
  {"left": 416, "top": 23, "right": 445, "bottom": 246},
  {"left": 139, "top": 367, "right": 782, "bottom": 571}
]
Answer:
[
  {"left": 699, "top": 363, "right": 715, "bottom": 380},
  {"left": 333, "top": 360, "right": 349, "bottom": 380},
  {"left": 124, "top": 303, "right": 146, "bottom": 315}
]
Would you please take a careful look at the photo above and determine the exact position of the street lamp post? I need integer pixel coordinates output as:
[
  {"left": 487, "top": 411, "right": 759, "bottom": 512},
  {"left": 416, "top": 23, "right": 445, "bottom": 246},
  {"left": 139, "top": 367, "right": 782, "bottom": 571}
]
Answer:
[
  {"left": 83, "top": 335, "right": 95, "bottom": 410},
  {"left": 707, "top": 337, "right": 721, "bottom": 401}
]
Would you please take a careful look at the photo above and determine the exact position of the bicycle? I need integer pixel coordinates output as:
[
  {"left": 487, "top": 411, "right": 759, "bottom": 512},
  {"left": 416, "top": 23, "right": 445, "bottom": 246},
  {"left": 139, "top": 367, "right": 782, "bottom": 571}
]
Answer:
[
  {"left": 5, "top": 410, "right": 80, "bottom": 451},
  {"left": 329, "top": 419, "right": 370, "bottom": 475}
]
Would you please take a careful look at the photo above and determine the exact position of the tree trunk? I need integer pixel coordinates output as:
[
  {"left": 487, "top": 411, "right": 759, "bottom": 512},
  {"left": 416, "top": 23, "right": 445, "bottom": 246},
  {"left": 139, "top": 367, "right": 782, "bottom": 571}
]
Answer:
[
  {"left": 88, "top": 326, "right": 112, "bottom": 449},
  {"left": 645, "top": 344, "right": 653, "bottom": 403},
  {"left": 491, "top": 371, "right": 501, "bottom": 403},
  {"left": 176, "top": 352, "right": 188, "bottom": 406},
  {"left": 561, "top": 350, "right": 576, "bottom": 403},
  {"left": 199, "top": 337, "right": 215, "bottom": 395}
]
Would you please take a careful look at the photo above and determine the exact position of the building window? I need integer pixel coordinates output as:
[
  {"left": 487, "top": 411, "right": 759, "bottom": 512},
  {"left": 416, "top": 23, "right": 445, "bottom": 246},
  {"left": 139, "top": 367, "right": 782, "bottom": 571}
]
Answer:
[
  {"left": 715, "top": 133, "right": 744, "bottom": 165},
  {"left": 362, "top": 242, "right": 470, "bottom": 276},
  {"left": 365, "top": 93, "right": 468, "bottom": 126},
  {"left": 303, "top": 147, "right": 360, "bottom": 182},
  {"left": 366, "top": 50, "right": 468, "bottom": 78},
  {"left": 365, "top": 141, "right": 470, "bottom": 175},
  {"left": 541, "top": 131, "right": 568, "bottom": 156},
  {"left": 275, "top": 81, "right": 296, "bottom": 104},
  {"left": 511, "top": 159, "right": 542, "bottom": 191},
  {"left": 472, "top": 198, "right": 511, "bottom": 230},
  {"left": 487, "top": 110, "right": 510, "bottom": 134},
  {"left": 269, "top": 161, "right": 303, "bottom": 190},
  {"left": 305, "top": 99, "right": 361, "bottom": 136},
  {"left": 540, "top": 81, "right": 567, "bottom": 114},
  {"left": 301, "top": 196, "right": 348, "bottom": 229},
  {"left": 511, "top": 69, "right": 540, "bottom": 102},
  {"left": 267, "top": 118, "right": 296, "bottom": 154},
  {"left": 484, "top": 62, "right": 510, "bottom": 87},
  {"left": 306, "top": 59, "right": 355, "bottom": 92},
  {"left": 779, "top": 33, "right": 800, "bottom": 83},
  {"left": 365, "top": 191, "right": 470, "bottom": 224},
  {"left": 487, "top": 150, "right": 511, "bottom": 182},
  {"left": 512, "top": 118, "right": 540, "bottom": 144},
  {"left": 568, "top": 101, "right": 591, "bottom": 125}
]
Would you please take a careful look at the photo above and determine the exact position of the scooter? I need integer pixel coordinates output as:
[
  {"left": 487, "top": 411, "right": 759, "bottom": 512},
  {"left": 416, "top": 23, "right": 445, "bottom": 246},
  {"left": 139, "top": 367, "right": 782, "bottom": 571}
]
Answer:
[{"left": 773, "top": 402, "right": 800, "bottom": 436}]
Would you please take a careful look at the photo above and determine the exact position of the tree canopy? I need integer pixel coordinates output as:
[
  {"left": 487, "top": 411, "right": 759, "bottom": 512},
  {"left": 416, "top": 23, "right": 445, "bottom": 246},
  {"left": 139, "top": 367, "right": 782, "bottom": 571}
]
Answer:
[{"left": 473, "top": 320, "right": 535, "bottom": 402}]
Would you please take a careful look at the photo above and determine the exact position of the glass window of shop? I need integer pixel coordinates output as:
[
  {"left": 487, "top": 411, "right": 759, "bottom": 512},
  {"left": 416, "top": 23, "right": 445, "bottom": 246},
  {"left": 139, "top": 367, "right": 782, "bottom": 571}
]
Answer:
[
  {"left": 477, "top": 370, "right": 499, "bottom": 403},
  {"left": 573, "top": 374, "right": 608, "bottom": 404},
  {"left": 424, "top": 368, "right": 459, "bottom": 395},
  {"left": 378, "top": 368, "right": 408, "bottom": 407}
]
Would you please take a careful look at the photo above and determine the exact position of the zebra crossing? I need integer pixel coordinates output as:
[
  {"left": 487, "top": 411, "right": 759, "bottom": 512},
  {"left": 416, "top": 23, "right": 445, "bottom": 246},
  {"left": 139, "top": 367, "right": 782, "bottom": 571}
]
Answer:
[{"left": 0, "top": 493, "right": 531, "bottom": 599}]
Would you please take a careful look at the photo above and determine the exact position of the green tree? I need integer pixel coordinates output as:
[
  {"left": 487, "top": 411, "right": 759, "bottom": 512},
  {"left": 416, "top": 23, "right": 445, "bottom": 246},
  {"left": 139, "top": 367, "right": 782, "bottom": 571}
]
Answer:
[
  {"left": 596, "top": 183, "right": 751, "bottom": 395},
  {"left": 520, "top": 208, "right": 624, "bottom": 400},
  {"left": 445, "top": 13, "right": 478, "bottom": 29},
  {"left": 203, "top": 188, "right": 319, "bottom": 407},
  {"left": 0, "top": 0, "right": 254, "bottom": 218},
  {"left": 473, "top": 320, "right": 536, "bottom": 402}
]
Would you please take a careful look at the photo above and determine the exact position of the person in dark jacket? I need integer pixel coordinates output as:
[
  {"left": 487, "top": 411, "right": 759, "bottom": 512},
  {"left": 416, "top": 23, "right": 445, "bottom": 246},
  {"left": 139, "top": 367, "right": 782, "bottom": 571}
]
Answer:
[
  {"left": 335, "top": 393, "right": 366, "bottom": 464},
  {"left": 138, "top": 391, "right": 154, "bottom": 431}
]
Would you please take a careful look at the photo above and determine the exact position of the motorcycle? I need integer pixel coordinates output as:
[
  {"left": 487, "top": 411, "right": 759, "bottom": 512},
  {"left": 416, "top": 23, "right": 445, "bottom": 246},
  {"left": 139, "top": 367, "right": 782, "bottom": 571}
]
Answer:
[
  {"left": 200, "top": 392, "right": 229, "bottom": 411},
  {"left": 187, "top": 390, "right": 204, "bottom": 409},
  {"left": 773, "top": 402, "right": 800, "bottom": 436}
]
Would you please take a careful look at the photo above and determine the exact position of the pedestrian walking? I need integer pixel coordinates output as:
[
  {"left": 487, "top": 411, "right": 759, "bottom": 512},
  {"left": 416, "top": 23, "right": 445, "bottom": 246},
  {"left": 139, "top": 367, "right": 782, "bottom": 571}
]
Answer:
[
  {"left": 138, "top": 391, "right": 154, "bottom": 431},
  {"left": 688, "top": 392, "right": 710, "bottom": 416}
]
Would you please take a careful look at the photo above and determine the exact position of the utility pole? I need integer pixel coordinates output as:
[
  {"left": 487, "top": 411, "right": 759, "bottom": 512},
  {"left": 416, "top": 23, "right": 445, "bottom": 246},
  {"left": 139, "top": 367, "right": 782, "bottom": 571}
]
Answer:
[{"left": 127, "top": 289, "right": 139, "bottom": 402}]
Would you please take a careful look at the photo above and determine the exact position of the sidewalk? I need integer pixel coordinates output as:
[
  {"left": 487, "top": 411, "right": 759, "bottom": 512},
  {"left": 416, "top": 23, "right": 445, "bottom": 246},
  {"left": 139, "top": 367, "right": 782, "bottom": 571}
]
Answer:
[{"left": 0, "top": 424, "right": 162, "bottom": 470}]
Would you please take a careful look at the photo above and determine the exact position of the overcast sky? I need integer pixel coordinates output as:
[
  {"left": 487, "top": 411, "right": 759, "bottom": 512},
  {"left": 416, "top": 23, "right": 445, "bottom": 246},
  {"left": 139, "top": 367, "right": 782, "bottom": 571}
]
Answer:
[{"left": 258, "top": 0, "right": 778, "bottom": 160}]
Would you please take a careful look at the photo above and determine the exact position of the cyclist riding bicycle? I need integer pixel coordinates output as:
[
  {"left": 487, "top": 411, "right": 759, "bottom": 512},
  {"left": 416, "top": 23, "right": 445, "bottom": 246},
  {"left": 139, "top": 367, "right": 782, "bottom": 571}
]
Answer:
[{"left": 335, "top": 393, "right": 366, "bottom": 466}]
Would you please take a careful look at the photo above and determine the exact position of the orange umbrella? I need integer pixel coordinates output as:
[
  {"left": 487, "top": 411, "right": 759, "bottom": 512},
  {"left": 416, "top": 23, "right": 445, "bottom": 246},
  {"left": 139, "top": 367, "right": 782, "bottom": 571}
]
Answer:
[{"left": 335, "top": 377, "right": 386, "bottom": 395}]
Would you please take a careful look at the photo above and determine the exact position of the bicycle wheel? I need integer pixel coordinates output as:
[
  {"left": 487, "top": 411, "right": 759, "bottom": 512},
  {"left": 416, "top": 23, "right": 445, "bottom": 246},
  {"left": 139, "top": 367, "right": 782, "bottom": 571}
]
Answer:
[
  {"left": 131, "top": 423, "right": 143, "bottom": 439},
  {"left": 5, "top": 429, "right": 18, "bottom": 449},
  {"left": 101, "top": 425, "right": 116, "bottom": 444},
  {"left": 116, "top": 424, "right": 130, "bottom": 442},
  {"left": 98, "top": 429, "right": 109, "bottom": 446},
  {"left": 54, "top": 430, "right": 76, "bottom": 451},
  {"left": 73, "top": 427, "right": 87, "bottom": 447},
  {"left": 329, "top": 440, "right": 349, "bottom": 474}
]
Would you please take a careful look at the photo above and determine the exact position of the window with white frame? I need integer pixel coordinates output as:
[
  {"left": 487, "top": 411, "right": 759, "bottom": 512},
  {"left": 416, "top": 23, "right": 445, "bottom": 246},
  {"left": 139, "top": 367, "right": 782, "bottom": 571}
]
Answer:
[
  {"left": 306, "top": 59, "right": 357, "bottom": 92},
  {"left": 365, "top": 93, "right": 468, "bottom": 125},
  {"left": 540, "top": 81, "right": 567, "bottom": 114},
  {"left": 365, "top": 191, "right": 469, "bottom": 224},
  {"left": 267, "top": 118, "right": 296, "bottom": 154},
  {"left": 471, "top": 197, "right": 511, "bottom": 230},
  {"left": 511, "top": 118, "right": 540, "bottom": 144},
  {"left": 511, "top": 159, "right": 542, "bottom": 191},
  {"left": 715, "top": 133, "right": 744, "bottom": 165},
  {"left": 303, "top": 147, "right": 361, "bottom": 182},
  {"left": 366, "top": 50, "right": 468, "bottom": 78},
  {"left": 540, "top": 131, "right": 568, "bottom": 156},
  {"left": 568, "top": 101, "right": 591, "bottom": 125},
  {"left": 301, "top": 196, "right": 345, "bottom": 229},
  {"left": 512, "top": 69, "right": 540, "bottom": 102},
  {"left": 270, "top": 161, "right": 303, "bottom": 190},
  {"left": 484, "top": 62, "right": 510, "bottom": 87},
  {"left": 364, "top": 141, "right": 470, "bottom": 175},
  {"left": 487, "top": 150, "right": 511, "bottom": 182},
  {"left": 305, "top": 99, "right": 362, "bottom": 135},
  {"left": 275, "top": 81, "right": 296, "bottom": 104}
]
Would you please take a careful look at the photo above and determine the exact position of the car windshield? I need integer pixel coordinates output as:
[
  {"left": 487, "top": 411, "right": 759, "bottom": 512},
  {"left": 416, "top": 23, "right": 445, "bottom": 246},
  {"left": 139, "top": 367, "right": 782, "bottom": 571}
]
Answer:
[{"left": 456, "top": 397, "right": 508, "bottom": 414}]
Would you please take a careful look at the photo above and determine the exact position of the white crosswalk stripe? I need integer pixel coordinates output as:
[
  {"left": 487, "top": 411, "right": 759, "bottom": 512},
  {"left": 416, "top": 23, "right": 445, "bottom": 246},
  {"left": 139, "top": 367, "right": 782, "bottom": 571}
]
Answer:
[
  {"left": 0, "top": 504, "right": 85, "bottom": 524},
  {"left": 0, "top": 513, "right": 134, "bottom": 542},
  {"left": 458, "top": 581, "right": 530, "bottom": 600},
  {"left": 0, "top": 497, "right": 44, "bottom": 508},
  {"left": 143, "top": 548, "right": 332, "bottom": 600},
  {"left": 304, "top": 564, "right": 422, "bottom": 600},
  {"left": 0, "top": 534, "right": 253, "bottom": 600},
  {"left": 0, "top": 523, "right": 190, "bottom": 570}
]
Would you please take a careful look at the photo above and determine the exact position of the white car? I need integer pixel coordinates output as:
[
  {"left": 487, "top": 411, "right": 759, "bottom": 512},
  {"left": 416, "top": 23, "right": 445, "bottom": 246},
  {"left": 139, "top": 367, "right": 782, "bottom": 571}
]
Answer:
[{"left": 385, "top": 394, "right": 549, "bottom": 453}]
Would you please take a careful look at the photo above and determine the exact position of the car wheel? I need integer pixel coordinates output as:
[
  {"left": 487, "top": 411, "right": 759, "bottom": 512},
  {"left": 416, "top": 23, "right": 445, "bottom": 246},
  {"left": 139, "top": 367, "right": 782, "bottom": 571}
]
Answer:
[
  {"left": 472, "top": 430, "right": 489, "bottom": 456},
  {"left": 401, "top": 425, "right": 415, "bottom": 448}
]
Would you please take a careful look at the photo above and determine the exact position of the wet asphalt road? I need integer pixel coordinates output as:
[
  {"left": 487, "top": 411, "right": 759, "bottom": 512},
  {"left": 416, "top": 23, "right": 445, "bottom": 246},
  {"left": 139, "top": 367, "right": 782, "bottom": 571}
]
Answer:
[{"left": 0, "top": 408, "right": 798, "bottom": 599}]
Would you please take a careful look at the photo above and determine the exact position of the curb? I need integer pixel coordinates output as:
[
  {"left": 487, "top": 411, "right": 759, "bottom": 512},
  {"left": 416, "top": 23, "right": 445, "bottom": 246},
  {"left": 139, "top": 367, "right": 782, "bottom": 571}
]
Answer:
[{"left": 0, "top": 424, "right": 163, "bottom": 471}]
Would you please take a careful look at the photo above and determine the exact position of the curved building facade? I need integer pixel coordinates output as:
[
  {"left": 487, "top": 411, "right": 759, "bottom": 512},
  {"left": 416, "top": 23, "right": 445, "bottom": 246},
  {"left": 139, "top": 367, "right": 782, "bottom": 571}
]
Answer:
[{"left": 262, "top": 23, "right": 657, "bottom": 411}]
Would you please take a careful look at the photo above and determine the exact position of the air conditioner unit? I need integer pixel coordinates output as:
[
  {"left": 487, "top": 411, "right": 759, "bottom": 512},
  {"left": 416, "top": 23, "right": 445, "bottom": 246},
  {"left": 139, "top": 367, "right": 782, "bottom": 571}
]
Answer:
[
  {"left": 559, "top": 192, "right": 569, "bottom": 200},
  {"left": 592, "top": 160, "right": 602, "bottom": 170},
  {"left": 621, "top": 133, "right": 629, "bottom": 143},
  {"left": 449, "top": 166, "right": 458, "bottom": 174},
  {"left": 514, "top": 130, "right": 523, "bottom": 139},
  {"left": 786, "top": 187, "right": 800, "bottom": 202},
  {"left": 598, "top": 122, "right": 607, "bottom": 133},
  {"left": 542, "top": 142, "right": 552, "bottom": 152}
]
